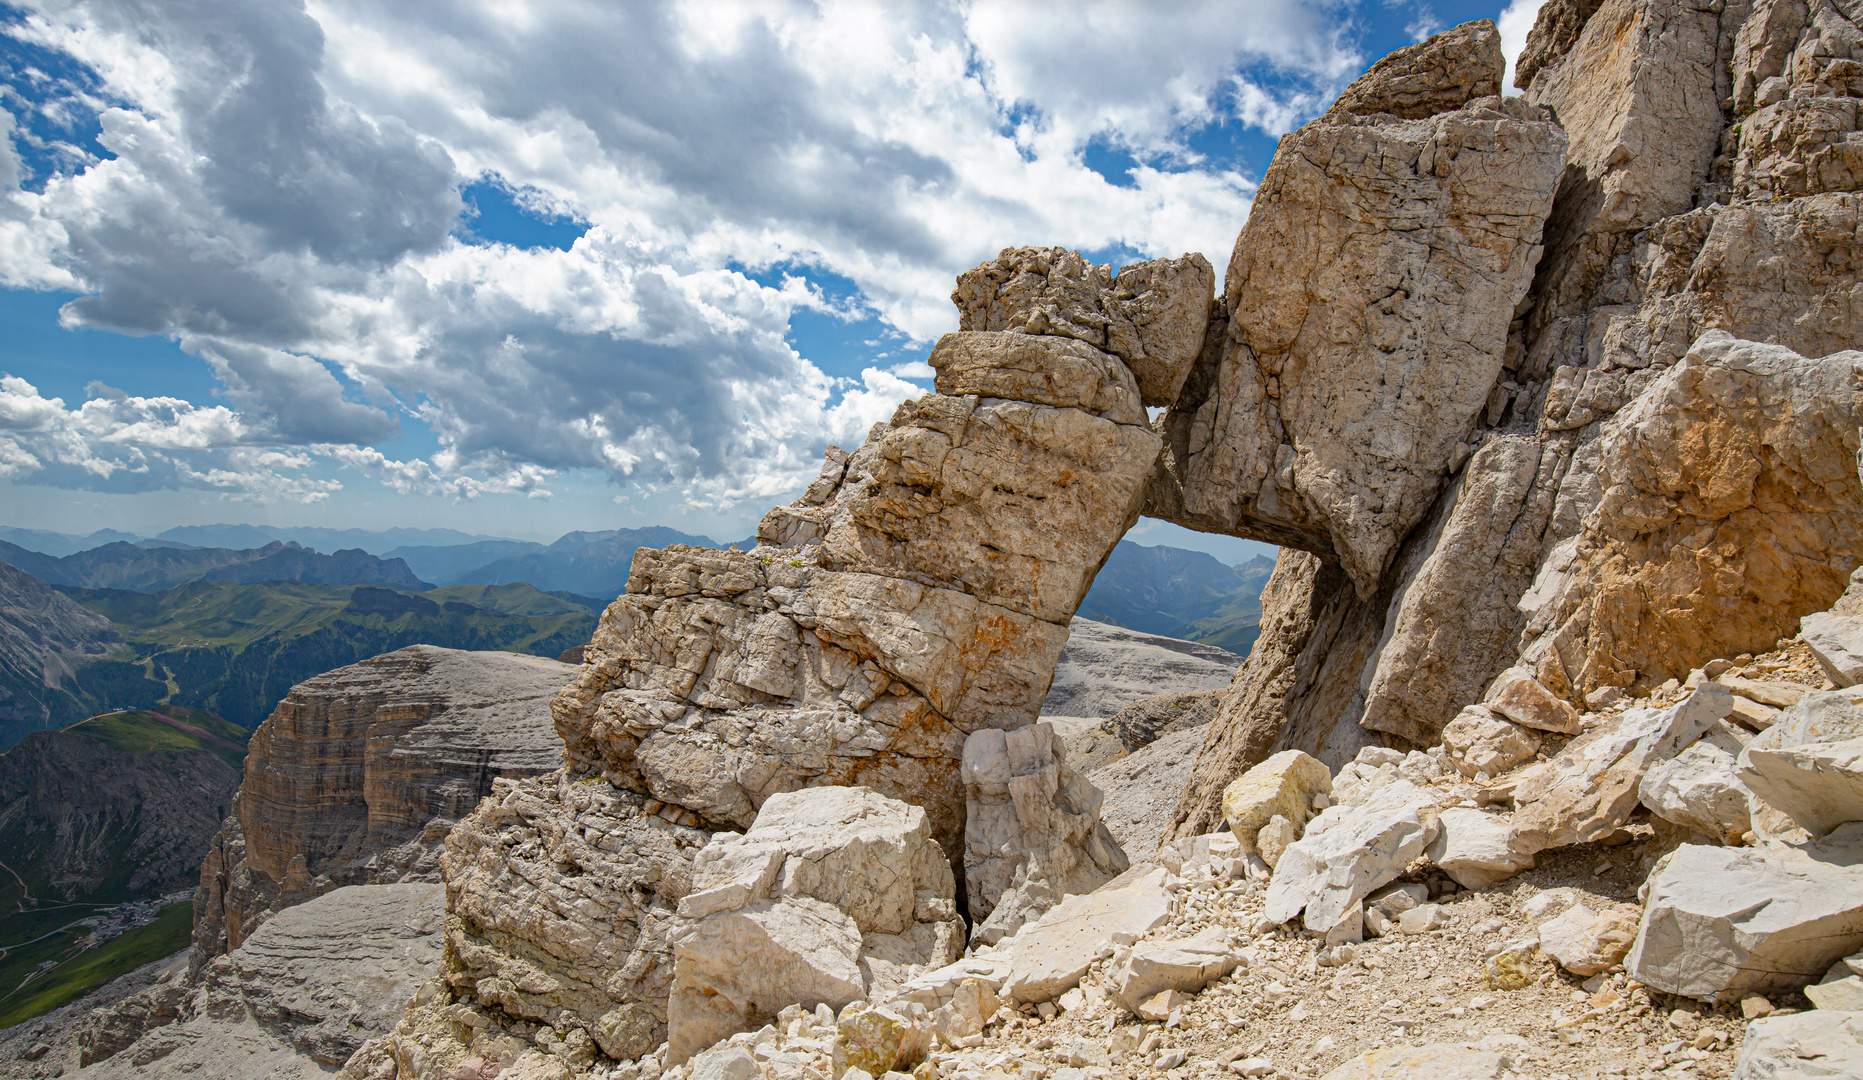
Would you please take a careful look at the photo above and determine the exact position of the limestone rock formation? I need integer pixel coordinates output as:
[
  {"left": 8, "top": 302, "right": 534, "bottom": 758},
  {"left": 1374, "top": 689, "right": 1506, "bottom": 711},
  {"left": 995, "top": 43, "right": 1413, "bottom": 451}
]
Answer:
[
  {"left": 1739, "top": 687, "right": 1863, "bottom": 837},
  {"left": 961, "top": 724, "right": 1127, "bottom": 945},
  {"left": 439, "top": 773, "right": 709, "bottom": 1063},
  {"left": 552, "top": 257, "right": 1207, "bottom": 847},
  {"left": 1628, "top": 833, "right": 1863, "bottom": 1001},
  {"left": 193, "top": 646, "right": 569, "bottom": 963},
  {"left": 1149, "top": 27, "right": 1567, "bottom": 596},
  {"left": 75, "top": 883, "right": 444, "bottom": 1079},
  {"left": 1262, "top": 779, "right": 1441, "bottom": 935},
  {"left": 950, "top": 247, "right": 1214, "bottom": 406},
  {"left": 1170, "top": 0, "right": 1863, "bottom": 839}
]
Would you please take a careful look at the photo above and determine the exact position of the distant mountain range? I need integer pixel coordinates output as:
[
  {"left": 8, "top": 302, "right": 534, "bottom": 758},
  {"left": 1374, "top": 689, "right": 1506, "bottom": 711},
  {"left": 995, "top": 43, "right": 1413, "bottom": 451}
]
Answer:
[
  {"left": 1078, "top": 542, "right": 1276, "bottom": 654},
  {"left": 0, "top": 539, "right": 430, "bottom": 593}
]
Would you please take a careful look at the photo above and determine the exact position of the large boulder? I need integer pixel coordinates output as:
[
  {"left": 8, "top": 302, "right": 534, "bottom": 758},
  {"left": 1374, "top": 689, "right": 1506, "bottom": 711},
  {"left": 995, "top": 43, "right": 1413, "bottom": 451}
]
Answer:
[
  {"left": 1264, "top": 779, "right": 1441, "bottom": 935},
  {"left": 1149, "top": 26, "right": 1566, "bottom": 597},
  {"left": 1802, "top": 567, "right": 1863, "bottom": 688},
  {"left": 1509, "top": 685, "right": 1731, "bottom": 854},
  {"left": 1741, "top": 688, "right": 1863, "bottom": 837},
  {"left": 1732, "top": 1011, "right": 1863, "bottom": 1080},
  {"left": 666, "top": 787, "right": 963, "bottom": 1063},
  {"left": 1638, "top": 718, "right": 1755, "bottom": 844},
  {"left": 1426, "top": 806, "right": 1533, "bottom": 891},
  {"left": 1627, "top": 833, "right": 1863, "bottom": 1002},
  {"left": 961, "top": 724, "right": 1127, "bottom": 945},
  {"left": 1219, "top": 749, "right": 1332, "bottom": 857}
]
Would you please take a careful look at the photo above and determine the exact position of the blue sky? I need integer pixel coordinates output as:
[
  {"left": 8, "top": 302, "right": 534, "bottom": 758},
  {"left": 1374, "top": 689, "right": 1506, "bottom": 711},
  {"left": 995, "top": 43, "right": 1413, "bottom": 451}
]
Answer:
[{"left": 0, "top": 0, "right": 1540, "bottom": 561}]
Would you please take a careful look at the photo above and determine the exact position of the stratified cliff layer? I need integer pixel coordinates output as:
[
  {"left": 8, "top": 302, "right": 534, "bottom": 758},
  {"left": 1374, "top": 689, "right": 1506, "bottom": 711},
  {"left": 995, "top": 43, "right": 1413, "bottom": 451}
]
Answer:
[{"left": 191, "top": 645, "right": 570, "bottom": 963}]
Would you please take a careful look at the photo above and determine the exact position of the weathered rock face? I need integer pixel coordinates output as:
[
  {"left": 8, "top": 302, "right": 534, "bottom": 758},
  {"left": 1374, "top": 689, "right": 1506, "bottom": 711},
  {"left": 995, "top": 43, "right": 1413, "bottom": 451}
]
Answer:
[
  {"left": 76, "top": 883, "right": 444, "bottom": 1079},
  {"left": 961, "top": 724, "right": 1127, "bottom": 945},
  {"left": 1515, "top": 333, "right": 1863, "bottom": 694},
  {"left": 551, "top": 251, "right": 1209, "bottom": 851},
  {"left": 193, "top": 646, "right": 569, "bottom": 963},
  {"left": 1170, "top": 0, "right": 1863, "bottom": 837},
  {"left": 1151, "top": 24, "right": 1567, "bottom": 597},
  {"left": 439, "top": 772, "right": 709, "bottom": 1063}
]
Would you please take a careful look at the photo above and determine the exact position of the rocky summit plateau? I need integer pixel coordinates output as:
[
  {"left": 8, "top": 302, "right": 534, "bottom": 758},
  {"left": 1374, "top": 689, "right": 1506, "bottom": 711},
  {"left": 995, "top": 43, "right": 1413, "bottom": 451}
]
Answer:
[{"left": 10, "top": 2, "right": 1863, "bottom": 1079}]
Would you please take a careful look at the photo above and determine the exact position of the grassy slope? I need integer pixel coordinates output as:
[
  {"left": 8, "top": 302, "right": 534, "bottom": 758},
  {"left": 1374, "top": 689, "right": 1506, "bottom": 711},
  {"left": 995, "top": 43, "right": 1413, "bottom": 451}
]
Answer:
[
  {"left": 60, "top": 580, "right": 597, "bottom": 728},
  {"left": 63, "top": 707, "right": 249, "bottom": 770},
  {"left": 0, "top": 901, "right": 192, "bottom": 1029}
]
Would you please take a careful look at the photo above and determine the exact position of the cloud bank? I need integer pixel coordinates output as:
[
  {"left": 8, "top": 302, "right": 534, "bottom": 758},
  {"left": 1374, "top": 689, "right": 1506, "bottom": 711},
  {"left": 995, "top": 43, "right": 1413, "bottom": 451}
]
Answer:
[{"left": 0, "top": 0, "right": 1379, "bottom": 511}]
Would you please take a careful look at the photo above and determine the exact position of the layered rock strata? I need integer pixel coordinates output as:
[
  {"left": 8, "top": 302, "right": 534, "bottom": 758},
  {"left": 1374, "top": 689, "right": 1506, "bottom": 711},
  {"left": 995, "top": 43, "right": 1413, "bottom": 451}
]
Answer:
[
  {"left": 1170, "top": 0, "right": 1863, "bottom": 835},
  {"left": 76, "top": 883, "right": 445, "bottom": 1078},
  {"left": 193, "top": 646, "right": 569, "bottom": 962}
]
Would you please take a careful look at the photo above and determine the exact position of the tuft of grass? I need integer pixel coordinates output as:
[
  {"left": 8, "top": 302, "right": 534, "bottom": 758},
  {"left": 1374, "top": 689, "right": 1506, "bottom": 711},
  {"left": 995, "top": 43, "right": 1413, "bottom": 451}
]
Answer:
[{"left": 0, "top": 902, "right": 192, "bottom": 1029}]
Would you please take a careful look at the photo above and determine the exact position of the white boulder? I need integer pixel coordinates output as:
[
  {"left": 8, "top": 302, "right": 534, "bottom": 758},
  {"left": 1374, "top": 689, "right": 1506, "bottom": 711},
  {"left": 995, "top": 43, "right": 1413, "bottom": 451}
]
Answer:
[
  {"left": 1538, "top": 904, "right": 1639, "bottom": 977},
  {"left": 1426, "top": 806, "right": 1533, "bottom": 890},
  {"left": 1638, "top": 719, "right": 1754, "bottom": 844},
  {"left": 1440, "top": 705, "right": 1541, "bottom": 778},
  {"left": 1105, "top": 930, "right": 1242, "bottom": 1014},
  {"left": 1732, "top": 1011, "right": 1863, "bottom": 1079},
  {"left": 1741, "top": 736, "right": 1863, "bottom": 839},
  {"left": 1264, "top": 779, "right": 1441, "bottom": 934},
  {"left": 1627, "top": 834, "right": 1863, "bottom": 1002}
]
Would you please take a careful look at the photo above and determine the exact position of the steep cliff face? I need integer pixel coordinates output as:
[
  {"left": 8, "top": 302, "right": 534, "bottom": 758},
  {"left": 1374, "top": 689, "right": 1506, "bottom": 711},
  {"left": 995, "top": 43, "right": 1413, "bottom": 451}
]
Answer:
[
  {"left": 0, "top": 710, "right": 242, "bottom": 907},
  {"left": 191, "top": 645, "right": 569, "bottom": 963},
  {"left": 1166, "top": 0, "right": 1863, "bottom": 836}
]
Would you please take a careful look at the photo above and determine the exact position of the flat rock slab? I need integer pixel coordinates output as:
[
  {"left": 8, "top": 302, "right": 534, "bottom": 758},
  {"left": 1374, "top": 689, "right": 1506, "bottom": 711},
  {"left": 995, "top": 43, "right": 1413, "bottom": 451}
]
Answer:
[
  {"left": 1320, "top": 1043, "right": 1510, "bottom": 1080},
  {"left": 1733, "top": 1011, "right": 1863, "bottom": 1079},
  {"left": 1627, "top": 839, "right": 1863, "bottom": 1002},
  {"left": 1740, "top": 738, "right": 1863, "bottom": 838},
  {"left": 993, "top": 867, "right": 1173, "bottom": 1004}
]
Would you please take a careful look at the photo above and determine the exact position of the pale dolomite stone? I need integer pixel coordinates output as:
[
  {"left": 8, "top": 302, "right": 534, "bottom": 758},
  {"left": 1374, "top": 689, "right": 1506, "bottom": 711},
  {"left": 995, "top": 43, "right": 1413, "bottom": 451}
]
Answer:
[
  {"left": 440, "top": 773, "right": 710, "bottom": 1062},
  {"left": 666, "top": 788, "right": 962, "bottom": 1064},
  {"left": 1264, "top": 779, "right": 1442, "bottom": 934},
  {"left": 1256, "top": 815, "right": 1297, "bottom": 870},
  {"left": 1509, "top": 685, "right": 1733, "bottom": 855},
  {"left": 1740, "top": 689, "right": 1863, "bottom": 838},
  {"left": 1740, "top": 738, "right": 1863, "bottom": 839},
  {"left": 993, "top": 867, "right": 1174, "bottom": 1004},
  {"left": 1538, "top": 904, "right": 1640, "bottom": 976},
  {"left": 1803, "top": 568, "right": 1863, "bottom": 687},
  {"left": 961, "top": 724, "right": 1127, "bottom": 945},
  {"left": 950, "top": 247, "right": 1214, "bottom": 407},
  {"left": 1485, "top": 668, "right": 1581, "bottom": 734},
  {"left": 1440, "top": 705, "right": 1541, "bottom": 778},
  {"left": 1320, "top": 1043, "right": 1511, "bottom": 1080},
  {"left": 1219, "top": 750, "right": 1333, "bottom": 856},
  {"left": 1638, "top": 719, "right": 1756, "bottom": 844},
  {"left": 832, "top": 1001, "right": 932, "bottom": 1077},
  {"left": 1150, "top": 29, "right": 1567, "bottom": 597},
  {"left": 1628, "top": 834, "right": 1863, "bottom": 1002},
  {"left": 1426, "top": 807, "right": 1533, "bottom": 891},
  {"left": 1105, "top": 931, "right": 1242, "bottom": 1014},
  {"left": 1732, "top": 1011, "right": 1863, "bottom": 1080}
]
